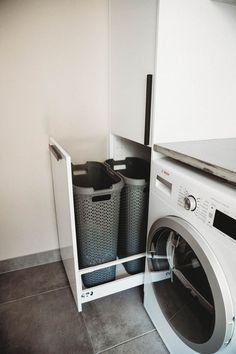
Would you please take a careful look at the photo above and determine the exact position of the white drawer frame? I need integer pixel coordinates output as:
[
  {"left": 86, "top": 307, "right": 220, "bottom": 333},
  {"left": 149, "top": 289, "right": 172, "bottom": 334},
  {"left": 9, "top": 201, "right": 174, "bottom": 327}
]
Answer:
[{"left": 49, "top": 137, "right": 146, "bottom": 312}]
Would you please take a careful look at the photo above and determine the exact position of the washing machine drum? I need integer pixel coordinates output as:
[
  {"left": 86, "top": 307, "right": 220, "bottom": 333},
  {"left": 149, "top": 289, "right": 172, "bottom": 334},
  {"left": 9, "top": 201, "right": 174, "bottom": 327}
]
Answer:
[{"left": 147, "top": 216, "right": 234, "bottom": 354}]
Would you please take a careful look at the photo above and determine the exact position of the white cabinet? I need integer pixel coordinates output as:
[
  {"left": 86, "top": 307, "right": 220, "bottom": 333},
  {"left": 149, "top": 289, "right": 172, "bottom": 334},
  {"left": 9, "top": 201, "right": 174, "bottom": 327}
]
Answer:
[
  {"left": 151, "top": 0, "right": 236, "bottom": 143},
  {"left": 109, "top": 0, "right": 157, "bottom": 146},
  {"left": 49, "top": 1, "right": 156, "bottom": 312},
  {"left": 49, "top": 135, "right": 151, "bottom": 312}
]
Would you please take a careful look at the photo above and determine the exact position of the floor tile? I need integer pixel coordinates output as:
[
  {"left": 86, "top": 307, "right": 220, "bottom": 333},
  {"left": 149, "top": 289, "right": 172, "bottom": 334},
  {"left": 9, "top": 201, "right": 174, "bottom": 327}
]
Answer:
[
  {"left": 0, "top": 287, "right": 94, "bottom": 354},
  {"left": 82, "top": 287, "right": 154, "bottom": 353},
  {"left": 0, "top": 261, "right": 68, "bottom": 303},
  {"left": 101, "top": 331, "right": 169, "bottom": 354}
]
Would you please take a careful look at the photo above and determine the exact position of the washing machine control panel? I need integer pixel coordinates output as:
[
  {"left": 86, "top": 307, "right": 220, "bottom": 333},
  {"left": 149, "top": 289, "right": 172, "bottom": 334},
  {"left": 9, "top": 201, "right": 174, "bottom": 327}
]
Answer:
[
  {"left": 153, "top": 157, "right": 236, "bottom": 241},
  {"left": 177, "top": 185, "right": 236, "bottom": 241}
]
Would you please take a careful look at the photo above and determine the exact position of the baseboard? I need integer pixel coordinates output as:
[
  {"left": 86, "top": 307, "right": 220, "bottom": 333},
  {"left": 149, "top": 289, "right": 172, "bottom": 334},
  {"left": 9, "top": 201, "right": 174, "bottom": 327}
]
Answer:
[{"left": 0, "top": 249, "right": 61, "bottom": 274}]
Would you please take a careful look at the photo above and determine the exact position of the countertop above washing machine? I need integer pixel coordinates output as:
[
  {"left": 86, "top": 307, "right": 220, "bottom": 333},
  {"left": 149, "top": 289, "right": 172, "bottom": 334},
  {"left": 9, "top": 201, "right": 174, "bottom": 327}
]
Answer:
[{"left": 154, "top": 138, "right": 236, "bottom": 185}]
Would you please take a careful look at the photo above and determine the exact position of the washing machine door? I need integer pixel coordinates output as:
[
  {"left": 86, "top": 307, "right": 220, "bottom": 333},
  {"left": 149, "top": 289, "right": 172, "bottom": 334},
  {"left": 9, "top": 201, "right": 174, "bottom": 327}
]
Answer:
[{"left": 147, "top": 216, "right": 234, "bottom": 354}]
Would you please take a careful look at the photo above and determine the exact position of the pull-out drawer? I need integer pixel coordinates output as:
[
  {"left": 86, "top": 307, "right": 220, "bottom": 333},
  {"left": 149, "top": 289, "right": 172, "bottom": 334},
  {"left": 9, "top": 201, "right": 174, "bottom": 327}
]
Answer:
[{"left": 49, "top": 136, "right": 150, "bottom": 312}]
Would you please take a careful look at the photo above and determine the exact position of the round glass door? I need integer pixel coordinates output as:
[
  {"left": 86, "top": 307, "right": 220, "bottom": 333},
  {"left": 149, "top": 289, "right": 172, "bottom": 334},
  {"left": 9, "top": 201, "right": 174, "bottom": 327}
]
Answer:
[{"left": 147, "top": 216, "right": 234, "bottom": 354}]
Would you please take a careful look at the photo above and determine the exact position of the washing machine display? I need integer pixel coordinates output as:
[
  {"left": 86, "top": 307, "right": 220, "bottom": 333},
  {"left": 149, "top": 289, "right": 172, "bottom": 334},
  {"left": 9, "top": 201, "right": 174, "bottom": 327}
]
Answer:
[{"left": 213, "top": 210, "right": 236, "bottom": 240}]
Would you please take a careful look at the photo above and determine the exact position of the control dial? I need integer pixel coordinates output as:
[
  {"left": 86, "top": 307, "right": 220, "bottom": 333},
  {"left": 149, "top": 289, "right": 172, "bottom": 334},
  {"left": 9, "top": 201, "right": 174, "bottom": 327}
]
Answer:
[{"left": 184, "top": 195, "right": 197, "bottom": 211}]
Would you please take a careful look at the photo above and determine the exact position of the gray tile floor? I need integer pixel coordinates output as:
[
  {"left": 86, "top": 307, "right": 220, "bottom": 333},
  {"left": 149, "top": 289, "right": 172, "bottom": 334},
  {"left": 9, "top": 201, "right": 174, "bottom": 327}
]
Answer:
[{"left": 0, "top": 261, "right": 169, "bottom": 354}]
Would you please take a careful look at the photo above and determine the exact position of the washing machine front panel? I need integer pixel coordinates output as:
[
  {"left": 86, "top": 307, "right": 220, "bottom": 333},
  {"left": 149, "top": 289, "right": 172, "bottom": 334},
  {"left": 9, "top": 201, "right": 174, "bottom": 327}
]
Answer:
[{"left": 145, "top": 157, "right": 236, "bottom": 353}]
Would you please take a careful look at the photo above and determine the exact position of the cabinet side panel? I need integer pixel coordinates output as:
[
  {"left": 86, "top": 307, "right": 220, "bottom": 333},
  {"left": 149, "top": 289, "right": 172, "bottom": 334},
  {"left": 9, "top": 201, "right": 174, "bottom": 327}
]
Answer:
[{"left": 109, "top": 134, "right": 151, "bottom": 161}]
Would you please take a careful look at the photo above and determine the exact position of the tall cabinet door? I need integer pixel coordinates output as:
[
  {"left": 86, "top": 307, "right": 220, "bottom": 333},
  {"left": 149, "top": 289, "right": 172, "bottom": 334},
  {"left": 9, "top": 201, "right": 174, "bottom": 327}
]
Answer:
[{"left": 109, "top": 0, "right": 157, "bottom": 146}]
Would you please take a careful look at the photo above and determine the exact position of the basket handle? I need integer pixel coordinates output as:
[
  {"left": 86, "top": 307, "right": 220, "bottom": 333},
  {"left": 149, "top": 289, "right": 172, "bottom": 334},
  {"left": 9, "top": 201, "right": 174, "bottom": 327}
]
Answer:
[
  {"left": 108, "top": 159, "right": 127, "bottom": 171},
  {"left": 92, "top": 194, "right": 111, "bottom": 202},
  {"left": 72, "top": 164, "right": 88, "bottom": 176},
  {"left": 111, "top": 159, "right": 125, "bottom": 166}
]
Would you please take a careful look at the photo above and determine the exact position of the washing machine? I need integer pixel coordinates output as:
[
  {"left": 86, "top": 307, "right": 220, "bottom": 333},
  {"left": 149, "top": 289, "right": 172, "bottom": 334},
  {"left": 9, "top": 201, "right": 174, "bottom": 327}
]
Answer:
[{"left": 144, "top": 157, "right": 236, "bottom": 354}]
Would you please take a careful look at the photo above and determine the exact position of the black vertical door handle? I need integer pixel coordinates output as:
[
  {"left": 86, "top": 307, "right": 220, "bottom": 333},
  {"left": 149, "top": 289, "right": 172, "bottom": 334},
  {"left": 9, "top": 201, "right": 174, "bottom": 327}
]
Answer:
[{"left": 144, "top": 74, "right": 153, "bottom": 146}]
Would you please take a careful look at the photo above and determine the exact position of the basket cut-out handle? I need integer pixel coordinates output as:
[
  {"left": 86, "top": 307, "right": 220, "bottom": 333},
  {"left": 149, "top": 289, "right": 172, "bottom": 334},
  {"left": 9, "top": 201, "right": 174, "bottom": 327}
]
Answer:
[{"left": 92, "top": 195, "right": 111, "bottom": 202}]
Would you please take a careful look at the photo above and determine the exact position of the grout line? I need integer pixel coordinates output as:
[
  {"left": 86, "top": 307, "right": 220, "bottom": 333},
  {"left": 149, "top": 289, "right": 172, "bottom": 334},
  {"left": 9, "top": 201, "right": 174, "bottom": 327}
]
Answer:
[
  {"left": 96, "top": 329, "right": 156, "bottom": 354},
  {"left": 0, "top": 285, "right": 70, "bottom": 306}
]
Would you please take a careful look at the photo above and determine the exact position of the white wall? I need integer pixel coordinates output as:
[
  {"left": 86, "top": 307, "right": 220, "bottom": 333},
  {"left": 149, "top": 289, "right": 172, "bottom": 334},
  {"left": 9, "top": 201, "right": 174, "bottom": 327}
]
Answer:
[
  {"left": 0, "top": 0, "right": 109, "bottom": 260},
  {"left": 152, "top": 0, "right": 236, "bottom": 143}
]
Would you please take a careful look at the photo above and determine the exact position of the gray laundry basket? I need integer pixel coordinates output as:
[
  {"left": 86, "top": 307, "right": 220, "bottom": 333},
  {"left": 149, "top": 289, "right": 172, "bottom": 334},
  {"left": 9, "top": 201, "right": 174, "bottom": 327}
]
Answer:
[
  {"left": 73, "top": 162, "right": 124, "bottom": 288},
  {"left": 105, "top": 158, "right": 150, "bottom": 274}
]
